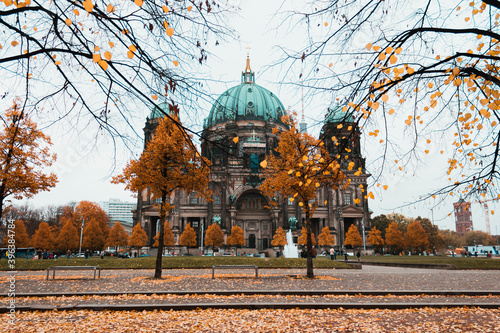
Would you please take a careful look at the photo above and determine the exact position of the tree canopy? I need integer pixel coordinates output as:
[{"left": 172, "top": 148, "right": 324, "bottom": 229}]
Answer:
[
  {"left": 260, "top": 114, "right": 348, "bottom": 278},
  {"left": 179, "top": 222, "right": 197, "bottom": 253},
  {"left": 205, "top": 223, "right": 224, "bottom": 251},
  {"left": 0, "top": 99, "right": 57, "bottom": 220}
]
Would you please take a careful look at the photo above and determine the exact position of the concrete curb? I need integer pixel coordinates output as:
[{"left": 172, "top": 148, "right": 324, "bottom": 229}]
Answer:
[
  {"left": 3, "top": 290, "right": 499, "bottom": 298},
  {"left": 359, "top": 261, "right": 455, "bottom": 270},
  {"left": 3, "top": 302, "right": 499, "bottom": 313}
]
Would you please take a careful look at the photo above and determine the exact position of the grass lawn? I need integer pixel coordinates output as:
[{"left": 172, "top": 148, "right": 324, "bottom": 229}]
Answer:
[
  {"left": 360, "top": 254, "right": 500, "bottom": 269},
  {"left": 0, "top": 256, "right": 352, "bottom": 271}
]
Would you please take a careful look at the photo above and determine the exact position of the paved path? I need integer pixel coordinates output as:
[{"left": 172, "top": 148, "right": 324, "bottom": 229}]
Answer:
[{"left": 1, "top": 266, "right": 499, "bottom": 295}]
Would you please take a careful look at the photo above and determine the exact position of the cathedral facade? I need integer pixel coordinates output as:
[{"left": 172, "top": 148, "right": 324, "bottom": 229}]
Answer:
[{"left": 133, "top": 58, "right": 371, "bottom": 252}]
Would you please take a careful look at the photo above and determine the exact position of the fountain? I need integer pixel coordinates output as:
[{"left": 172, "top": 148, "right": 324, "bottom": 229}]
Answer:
[{"left": 283, "top": 229, "right": 299, "bottom": 258}]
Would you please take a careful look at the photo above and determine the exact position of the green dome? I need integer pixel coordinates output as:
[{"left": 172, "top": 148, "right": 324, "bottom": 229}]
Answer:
[
  {"left": 204, "top": 56, "right": 286, "bottom": 129},
  {"left": 324, "top": 103, "right": 353, "bottom": 124},
  {"left": 149, "top": 102, "right": 170, "bottom": 119},
  {"left": 204, "top": 83, "right": 286, "bottom": 129}
]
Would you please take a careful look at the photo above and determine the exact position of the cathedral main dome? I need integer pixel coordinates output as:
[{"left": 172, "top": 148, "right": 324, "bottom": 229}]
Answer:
[{"left": 203, "top": 57, "right": 286, "bottom": 129}]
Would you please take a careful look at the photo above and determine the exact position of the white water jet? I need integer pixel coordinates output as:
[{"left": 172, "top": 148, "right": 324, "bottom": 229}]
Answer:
[{"left": 283, "top": 229, "right": 299, "bottom": 258}]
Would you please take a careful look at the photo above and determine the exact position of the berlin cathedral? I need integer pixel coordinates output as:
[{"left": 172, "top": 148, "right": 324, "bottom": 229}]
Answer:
[{"left": 133, "top": 57, "right": 371, "bottom": 252}]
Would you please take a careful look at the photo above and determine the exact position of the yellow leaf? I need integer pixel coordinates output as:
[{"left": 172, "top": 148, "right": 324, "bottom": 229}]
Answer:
[
  {"left": 315, "top": 182, "right": 320, "bottom": 187},
  {"left": 173, "top": 60, "right": 179, "bottom": 66},
  {"left": 166, "top": 27, "right": 174, "bottom": 37},
  {"left": 65, "top": 18, "right": 72, "bottom": 26},
  {"left": 302, "top": 155, "right": 308, "bottom": 161},
  {"left": 104, "top": 51, "right": 112, "bottom": 61},
  {"left": 287, "top": 170, "right": 293, "bottom": 175},
  {"left": 337, "top": 124, "right": 343, "bottom": 129},
  {"left": 347, "top": 161, "right": 355, "bottom": 170},
  {"left": 83, "top": 0, "right": 93, "bottom": 13},
  {"left": 299, "top": 202, "right": 303, "bottom": 206},
  {"left": 296, "top": 171, "right": 301, "bottom": 177},
  {"left": 354, "top": 198, "right": 360, "bottom": 204},
  {"left": 260, "top": 160, "right": 267, "bottom": 168},
  {"left": 290, "top": 197, "right": 294, "bottom": 202},
  {"left": 98, "top": 59, "right": 108, "bottom": 70},
  {"left": 233, "top": 137, "right": 239, "bottom": 144},
  {"left": 107, "top": 4, "right": 115, "bottom": 13}
]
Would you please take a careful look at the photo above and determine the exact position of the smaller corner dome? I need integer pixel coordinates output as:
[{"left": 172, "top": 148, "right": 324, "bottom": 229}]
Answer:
[
  {"left": 324, "top": 103, "right": 353, "bottom": 124},
  {"left": 149, "top": 102, "right": 170, "bottom": 119}
]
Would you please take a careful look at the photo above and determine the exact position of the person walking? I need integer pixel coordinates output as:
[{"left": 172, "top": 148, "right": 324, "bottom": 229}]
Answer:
[
  {"left": 329, "top": 247, "right": 335, "bottom": 260},
  {"left": 356, "top": 251, "right": 361, "bottom": 262}
]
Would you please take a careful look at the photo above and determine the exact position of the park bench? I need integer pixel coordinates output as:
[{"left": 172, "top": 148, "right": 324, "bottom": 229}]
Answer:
[
  {"left": 211, "top": 265, "right": 258, "bottom": 279},
  {"left": 46, "top": 266, "right": 101, "bottom": 280}
]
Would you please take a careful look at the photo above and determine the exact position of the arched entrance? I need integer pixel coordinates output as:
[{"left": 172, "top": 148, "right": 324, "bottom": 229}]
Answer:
[{"left": 234, "top": 190, "right": 273, "bottom": 250}]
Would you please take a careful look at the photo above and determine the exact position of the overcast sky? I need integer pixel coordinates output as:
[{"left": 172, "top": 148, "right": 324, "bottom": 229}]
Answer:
[{"left": 15, "top": 0, "right": 499, "bottom": 236}]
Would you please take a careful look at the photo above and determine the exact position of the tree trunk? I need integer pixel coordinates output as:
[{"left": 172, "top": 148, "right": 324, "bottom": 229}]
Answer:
[
  {"left": 305, "top": 208, "right": 314, "bottom": 278},
  {"left": 154, "top": 192, "right": 167, "bottom": 279}
]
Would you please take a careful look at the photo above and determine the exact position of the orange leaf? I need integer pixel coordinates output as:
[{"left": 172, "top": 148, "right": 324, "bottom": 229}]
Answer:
[
  {"left": 83, "top": 0, "right": 93, "bottom": 13},
  {"left": 162, "top": 5, "right": 169, "bottom": 13},
  {"left": 107, "top": 4, "right": 115, "bottom": 13},
  {"left": 260, "top": 160, "right": 267, "bottom": 168},
  {"left": 127, "top": 50, "right": 134, "bottom": 59},
  {"left": 65, "top": 18, "right": 72, "bottom": 26},
  {"left": 98, "top": 60, "right": 108, "bottom": 70},
  {"left": 104, "top": 51, "right": 112, "bottom": 61},
  {"left": 11, "top": 41, "right": 19, "bottom": 47},
  {"left": 173, "top": 60, "right": 179, "bottom": 66},
  {"left": 166, "top": 27, "right": 174, "bottom": 37},
  {"left": 233, "top": 137, "right": 239, "bottom": 144},
  {"left": 187, "top": 6, "right": 192, "bottom": 11},
  {"left": 134, "top": 0, "right": 144, "bottom": 6},
  {"left": 366, "top": 43, "right": 372, "bottom": 50}
]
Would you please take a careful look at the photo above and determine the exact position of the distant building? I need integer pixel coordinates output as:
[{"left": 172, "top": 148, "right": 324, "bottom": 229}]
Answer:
[
  {"left": 453, "top": 199, "right": 473, "bottom": 236},
  {"left": 100, "top": 198, "right": 136, "bottom": 234}
]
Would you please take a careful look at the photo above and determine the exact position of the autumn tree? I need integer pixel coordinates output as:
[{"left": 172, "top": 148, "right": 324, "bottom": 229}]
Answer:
[
  {"left": 280, "top": 1, "right": 500, "bottom": 208},
  {"left": 385, "top": 221, "right": 405, "bottom": 253},
  {"left": 404, "top": 221, "right": 430, "bottom": 252},
  {"left": 226, "top": 225, "right": 245, "bottom": 255},
  {"left": 154, "top": 221, "right": 175, "bottom": 254},
  {"left": 73, "top": 201, "right": 110, "bottom": 243},
  {"left": 370, "top": 215, "right": 392, "bottom": 240},
  {"left": 205, "top": 223, "right": 224, "bottom": 252},
  {"left": 179, "top": 222, "right": 197, "bottom": 254},
  {"left": 417, "top": 217, "right": 444, "bottom": 252},
  {"left": 107, "top": 221, "right": 130, "bottom": 251},
  {"left": 271, "top": 226, "right": 287, "bottom": 257},
  {"left": 260, "top": 114, "right": 348, "bottom": 278},
  {"left": 129, "top": 223, "right": 148, "bottom": 252},
  {"left": 297, "top": 226, "right": 316, "bottom": 246},
  {"left": 344, "top": 224, "right": 362, "bottom": 252},
  {"left": 31, "top": 222, "right": 55, "bottom": 251},
  {"left": 113, "top": 115, "right": 211, "bottom": 278},
  {"left": 464, "top": 230, "right": 496, "bottom": 246},
  {"left": 317, "top": 226, "right": 335, "bottom": 250},
  {"left": 56, "top": 219, "right": 79, "bottom": 252},
  {"left": 81, "top": 218, "right": 105, "bottom": 252},
  {"left": 0, "top": 1, "right": 233, "bottom": 157},
  {"left": 366, "top": 226, "right": 384, "bottom": 253},
  {"left": 2, "top": 220, "right": 29, "bottom": 248},
  {"left": 0, "top": 99, "right": 57, "bottom": 221}
]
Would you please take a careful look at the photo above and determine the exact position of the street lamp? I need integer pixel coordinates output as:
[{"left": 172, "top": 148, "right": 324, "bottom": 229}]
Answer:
[
  {"left": 362, "top": 219, "right": 366, "bottom": 255},
  {"left": 78, "top": 219, "right": 85, "bottom": 256}
]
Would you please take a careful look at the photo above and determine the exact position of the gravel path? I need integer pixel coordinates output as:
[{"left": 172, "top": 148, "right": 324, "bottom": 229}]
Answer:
[{"left": 1, "top": 266, "right": 499, "bottom": 294}]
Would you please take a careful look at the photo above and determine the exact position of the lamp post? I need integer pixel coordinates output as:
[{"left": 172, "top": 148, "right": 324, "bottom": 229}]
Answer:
[
  {"left": 362, "top": 219, "right": 366, "bottom": 255},
  {"left": 78, "top": 219, "right": 85, "bottom": 256},
  {"left": 200, "top": 218, "right": 204, "bottom": 255}
]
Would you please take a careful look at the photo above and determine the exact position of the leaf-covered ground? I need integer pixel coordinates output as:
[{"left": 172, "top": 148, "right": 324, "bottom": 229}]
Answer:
[{"left": 2, "top": 307, "right": 499, "bottom": 332}]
